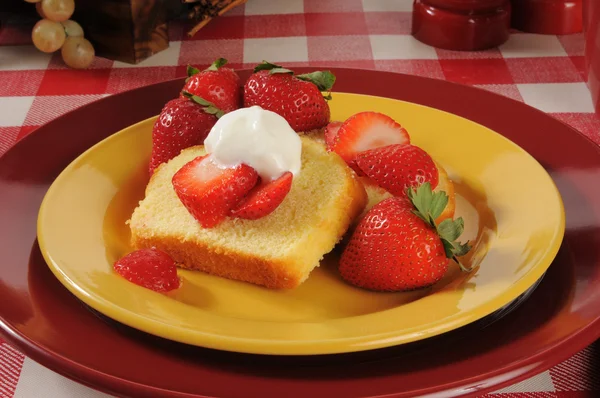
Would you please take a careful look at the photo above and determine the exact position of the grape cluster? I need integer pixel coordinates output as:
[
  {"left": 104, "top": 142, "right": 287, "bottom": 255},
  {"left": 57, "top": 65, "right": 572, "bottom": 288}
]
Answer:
[{"left": 27, "top": 0, "right": 95, "bottom": 69}]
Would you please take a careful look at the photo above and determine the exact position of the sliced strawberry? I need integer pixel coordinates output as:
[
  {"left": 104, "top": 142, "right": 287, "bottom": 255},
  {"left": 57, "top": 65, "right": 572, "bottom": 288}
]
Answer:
[
  {"left": 172, "top": 155, "right": 259, "bottom": 228},
  {"left": 330, "top": 111, "right": 410, "bottom": 164},
  {"left": 347, "top": 158, "right": 368, "bottom": 177},
  {"left": 231, "top": 172, "right": 293, "bottom": 220},
  {"left": 324, "top": 121, "right": 342, "bottom": 149},
  {"left": 114, "top": 248, "right": 180, "bottom": 293},
  {"left": 355, "top": 144, "right": 439, "bottom": 196},
  {"left": 325, "top": 121, "right": 365, "bottom": 176}
]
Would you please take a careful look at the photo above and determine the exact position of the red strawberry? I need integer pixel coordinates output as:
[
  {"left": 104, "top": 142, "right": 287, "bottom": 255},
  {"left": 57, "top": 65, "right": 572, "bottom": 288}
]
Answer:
[
  {"left": 324, "top": 121, "right": 342, "bottom": 148},
  {"left": 172, "top": 155, "right": 258, "bottom": 228},
  {"left": 231, "top": 172, "right": 293, "bottom": 220},
  {"left": 243, "top": 61, "right": 335, "bottom": 132},
  {"left": 339, "top": 183, "right": 472, "bottom": 292},
  {"left": 355, "top": 144, "right": 439, "bottom": 196},
  {"left": 114, "top": 248, "right": 180, "bottom": 293},
  {"left": 329, "top": 111, "right": 410, "bottom": 164},
  {"left": 181, "top": 58, "right": 241, "bottom": 113},
  {"left": 149, "top": 96, "right": 223, "bottom": 174}
]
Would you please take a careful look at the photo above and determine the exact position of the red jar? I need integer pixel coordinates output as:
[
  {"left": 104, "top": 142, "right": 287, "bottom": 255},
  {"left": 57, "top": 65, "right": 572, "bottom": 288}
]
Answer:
[
  {"left": 412, "top": 0, "right": 511, "bottom": 51},
  {"left": 511, "top": 0, "right": 583, "bottom": 34}
]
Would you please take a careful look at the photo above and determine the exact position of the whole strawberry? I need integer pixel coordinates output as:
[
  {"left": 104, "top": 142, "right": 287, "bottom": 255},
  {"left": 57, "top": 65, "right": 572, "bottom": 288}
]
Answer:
[
  {"left": 339, "top": 183, "right": 471, "bottom": 292},
  {"left": 149, "top": 94, "right": 224, "bottom": 174},
  {"left": 181, "top": 58, "right": 241, "bottom": 113},
  {"left": 243, "top": 61, "right": 335, "bottom": 132}
]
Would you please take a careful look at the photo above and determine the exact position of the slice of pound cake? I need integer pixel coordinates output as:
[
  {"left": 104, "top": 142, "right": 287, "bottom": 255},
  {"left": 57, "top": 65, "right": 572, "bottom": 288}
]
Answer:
[{"left": 128, "top": 132, "right": 367, "bottom": 290}]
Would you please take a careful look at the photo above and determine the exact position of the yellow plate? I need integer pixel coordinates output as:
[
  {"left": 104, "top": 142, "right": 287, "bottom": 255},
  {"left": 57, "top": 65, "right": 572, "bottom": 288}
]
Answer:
[{"left": 37, "top": 93, "right": 565, "bottom": 355}]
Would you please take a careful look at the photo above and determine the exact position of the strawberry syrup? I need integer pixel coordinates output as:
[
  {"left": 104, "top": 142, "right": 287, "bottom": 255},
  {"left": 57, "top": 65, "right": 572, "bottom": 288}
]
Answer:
[{"left": 114, "top": 248, "right": 180, "bottom": 293}]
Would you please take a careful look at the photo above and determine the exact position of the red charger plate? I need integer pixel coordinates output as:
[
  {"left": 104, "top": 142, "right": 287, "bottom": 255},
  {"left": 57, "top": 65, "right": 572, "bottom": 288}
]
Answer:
[{"left": 1, "top": 68, "right": 600, "bottom": 398}]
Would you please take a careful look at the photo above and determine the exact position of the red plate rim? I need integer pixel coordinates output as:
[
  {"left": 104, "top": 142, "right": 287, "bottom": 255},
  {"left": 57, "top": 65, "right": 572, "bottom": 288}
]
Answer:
[{"left": 0, "top": 67, "right": 599, "bottom": 398}]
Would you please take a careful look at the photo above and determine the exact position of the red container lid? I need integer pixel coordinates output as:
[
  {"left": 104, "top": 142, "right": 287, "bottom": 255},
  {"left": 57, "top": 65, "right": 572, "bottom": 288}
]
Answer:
[
  {"left": 511, "top": 0, "right": 583, "bottom": 34},
  {"left": 426, "top": 0, "right": 508, "bottom": 12},
  {"left": 412, "top": 0, "right": 511, "bottom": 51}
]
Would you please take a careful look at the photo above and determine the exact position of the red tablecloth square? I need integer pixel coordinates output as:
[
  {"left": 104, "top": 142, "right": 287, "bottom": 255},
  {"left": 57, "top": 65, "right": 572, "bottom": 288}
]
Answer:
[
  {"left": 305, "top": 12, "right": 370, "bottom": 36},
  {"left": 364, "top": 11, "right": 412, "bottom": 35},
  {"left": 505, "top": 57, "right": 583, "bottom": 84},
  {"left": 245, "top": 14, "right": 307, "bottom": 38},
  {"left": 439, "top": 58, "right": 515, "bottom": 85},
  {"left": 0, "top": 70, "right": 45, "bottom": 96},
  {"left": 37, "top": 69, "right": 111, "bottom": 96}
]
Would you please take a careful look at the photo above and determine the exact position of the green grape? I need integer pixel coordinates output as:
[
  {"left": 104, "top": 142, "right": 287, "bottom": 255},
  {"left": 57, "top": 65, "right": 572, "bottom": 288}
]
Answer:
[
  {"left": 32, "top": 19, "right": 66, "bottom": 53},
  {"left": 61, "top": 20, "right": 84, "bottom": 37},
  {"left": 61, "top": 36, "right": 95, "bottom": 69},
  {"left": 41, "top": 0, "right": 74, "bottom": 23}
]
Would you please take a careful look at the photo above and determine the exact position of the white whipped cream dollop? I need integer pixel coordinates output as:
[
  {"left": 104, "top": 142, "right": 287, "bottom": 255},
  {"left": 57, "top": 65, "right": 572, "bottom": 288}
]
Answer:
[{"left": 204, "top": 105, "right": 302, "bottom": 181}]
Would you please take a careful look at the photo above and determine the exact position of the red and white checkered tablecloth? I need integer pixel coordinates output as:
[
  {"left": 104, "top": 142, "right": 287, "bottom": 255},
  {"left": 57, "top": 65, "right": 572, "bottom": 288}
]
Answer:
[{"left": 0, "top": 0, "right": 599, "bottom": 397}]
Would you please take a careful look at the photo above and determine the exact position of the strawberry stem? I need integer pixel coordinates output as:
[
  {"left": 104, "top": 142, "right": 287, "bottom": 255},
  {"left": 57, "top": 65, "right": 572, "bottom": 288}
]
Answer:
[
  {"left": 406, "top": 183, "right": 473, "bottom": 270},
  {"left": 181, "top": 91, "right": 225, "bottom": 118},
  {"left": 206, "top": 57, "right": 228, "bottom": 71},
  {"left": 186, "top": 65, "right": 201, "bottom": 77}
]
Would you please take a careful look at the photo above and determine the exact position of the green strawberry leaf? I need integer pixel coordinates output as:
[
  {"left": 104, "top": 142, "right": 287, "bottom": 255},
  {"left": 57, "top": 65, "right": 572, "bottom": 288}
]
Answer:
[
  {"left": 411, "top": 209, "right": 429, "bottom": 224},
  {"left": 441, "top": 239, "right": 455, "bottom": 259},
  {"left": 203, "top": 105, "right": 225, "bottom": 118},
  {"left": 206, "top": 57, "right": 228, "bottom": 71},
  {"left": 296, "top": 71, "right": 336, "bottom": 92},
  {"left": 453, "top": 240, "right": 472, "bottom": 258},
  {"left": 406, "top": 181, "right": 473, "bottom": 270},
  {"left": 181, "top": 91, "right": 225, "bottom": 119},
  {"left": 323, "top": 93, "right": 333, "bottom": 101},
  {"left": 186, "top": 65, "right": 201, "bottom": 77},
  {"left": 437, "top": 218, "right": 462, "bottom": 242},
  {"left": 269, "top": 67, "right": 295, "bottom": 75},
  {"left": 182, "top": 91, "right": 210, "bottom": 106},
  {"left": 430, "top": 191, "right": 449, "bottom": 221},
  {"left": 407, "top": 183, "right": 432, "bottom": 224},
  {"left": 253, "top": 60, "right": 293, "bottom": 74},
  {"left": 253, "top": 60, "right": 281, "bottom": 72}
]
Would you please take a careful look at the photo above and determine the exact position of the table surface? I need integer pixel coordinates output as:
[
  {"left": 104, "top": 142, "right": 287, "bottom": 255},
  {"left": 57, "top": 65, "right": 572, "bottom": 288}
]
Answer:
[{"left": 0, "top": 1, "right": 599, "bottom": 397}]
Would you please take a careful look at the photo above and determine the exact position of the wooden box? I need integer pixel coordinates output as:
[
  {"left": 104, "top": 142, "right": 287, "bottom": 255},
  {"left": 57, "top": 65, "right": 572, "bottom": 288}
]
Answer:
[
  {"left": 1, "top": 0, "right": 246, "bottom": 64},
  {"left": 72, "top": 0, "right": 183, "bottom": 64}
]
